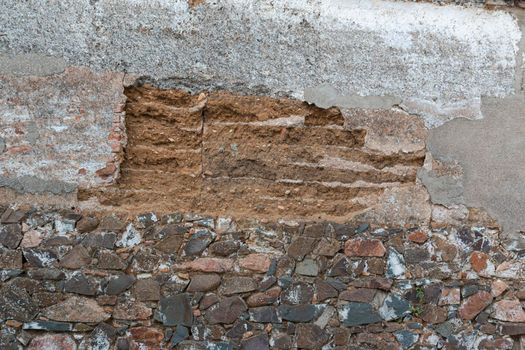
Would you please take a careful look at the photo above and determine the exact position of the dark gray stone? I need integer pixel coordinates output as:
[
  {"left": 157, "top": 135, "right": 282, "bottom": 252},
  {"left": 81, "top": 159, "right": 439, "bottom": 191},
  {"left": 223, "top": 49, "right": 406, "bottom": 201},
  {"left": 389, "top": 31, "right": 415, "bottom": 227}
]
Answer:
[
  {"left": 187, "top": 274, "right": 221, "bottom": 292},
  {"left": 89, "top": 323, "right": 117, "bottom": 350},
  {"left": 0, "top": 283, "right": 38, "bottom": 322},
  {"left": 240, "top": 334, "right": 269, "bottom": 350},
  {"left": 338, "top": 302, "right": 382, "bottom": 326},
  {"left": 295, "top": 324, "right": 329, "bottom": 350},
  {"left": 63, "top": 272, "right": 98, "bottom": 296},
  {"left": 249, "top": 306, "right": 280, "bottom": 323},
  {"left": 155, "top": 293, "right": 193, "bottom": 326},
  {"left": 282, "top": 282, "right": 314, "bottom": 305},
  {"left": 23, "top": 248, "right": 58, "bottom": 267},
  {"left": 219, "top": 277, "right": 257, "bottom": 295},
  {"left": 170, "top": 325, "right": 189, "bottom": 347},
  {"left": 394, "top": 330, "right": 419, "bottom": 349},
  {"left": 104, "top": 274, "right": 136, "bottom": 295},
  {"left": 209, "top": 240, "right": 239, "bottom": 256},
  {"left": 82, "top": 232, "right": 117, "bottom": 249},
  {"left": 277, "top": 304, "right": 318, "bottom": 323},
  {"left": 0, "top": 224, "right": 22, "bottom": 249},
  {"left": 184, "top": 228, "right": 214, "bottom": 256},
  {"left": 379, "top": 294, "right": 411, "bottom": 321},
  {"left": 205, "top": 296, "right": 248, "bottom": 324},
  {"left": 27, "top": 268, "right": 65, "bottom": 280}
]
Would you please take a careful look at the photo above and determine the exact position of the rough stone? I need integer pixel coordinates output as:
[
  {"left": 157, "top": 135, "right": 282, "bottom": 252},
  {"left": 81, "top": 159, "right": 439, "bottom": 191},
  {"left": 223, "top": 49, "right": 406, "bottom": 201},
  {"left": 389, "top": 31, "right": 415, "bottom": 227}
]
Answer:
[
  {"left": 0, "top": 224, "right": 22, "bottom": 249},
  {"left": 129, "top": 327, "right": 164, "bottom": 348},
  {"left": 295, "top": 324, "right": 329, "bottom": 350},
  {"left": 394, "top": 330, "right": 419, "bottom": 350},
  {"left": 277, "top": 304, "right": 318, "bottom": 323},
  {"left": 0, "top": 283, "right": 38, "bottom": 322},
  {"left": 296, "top": 258, "right": 319, "bottom": 276},
  {"left": 344, "top": 239, "right": 386, "bottom": 257},
  {"left": 0, "top": 248, "right": 22, "bottom": 269},
  {"left": 76, "top": 217, "right": 99, "bottom": 233},
  {"left": 155, "top": 294, "right": 193, "bottom": 326},
  {"left": 288, "top": 237, "right": 317, "bottom": 260},
  {"left": 209, "top": 240, "right": 239, "bottom": 256},
  {"left": 338, "top": 302, "right": 382, "bottom": 326},
  {"left": 492, "top": 300, "right": 525, "bottom": 322},
  {"left": 315, "top": 279, "right": 338, "bottom": 301},
  {"left": 187, "top": 274, "right": 221, "bottom": 292},
  {"left": 246, "top": 286, "right": 281, "bottom": 307},
  {"left": 43, "top": 297, "right": 110, "bottom": 323},
  {"left": 206, "top": 296, "right": 247, "bottom": 324},
  {"left": 420, "top": 305, "right": 448, "bottom": 324},
  {"left": 184, "top": 228, "right": 214, "bottom": 256},
  {"left": 60, "top": 245, "right": 91, "bottom": 269},
  {"left": 249, "top": 306, "right": 280, "bottom": 323},
  {"left": 282, "top": 282, "right": 314, "bottom": 305},
  {"left": 239, "top": 253, "right": 271, "bottom": 273},
  {"left": 96, "top": 249, "right": 127, "bottom": 270},
  {"left": 439, "top": 288, "right": 461, "bottom": 306},
  {"left": 88, "top": 323, "right": 116, "bottom": 350},
  {"left": 134, "top": 278, "right": 161, "bottom": 301},
  {"left": 240, "top": 334, "right": 269, "bottom": 350},
  {"left": 23, "top": 321, "right": 73, "bottom": 332},
  {"left": 178, "top": 258, "right": 234, "bottom": 273},
  {"left": 219, "top": 277, "right": 257, "bottom": 295},
  {"left": 82, "top": 232, "right": 116, "bottom": 249},
  {"left": 63, "top": 272, "right": 97, "bottom": 296},
  {"left": 459, "top": 291, "right": 493, "bottom": 320},
  {"left": 379, "top": 294, "right": 411, "bottom": 321},
  {"left": 340, "top": 288, "right": 377, "bottom": 303},
  {"left": 104, "top": 274, "right": 136, "bottom": 295},
  {"left": 27, "top": 334, "right": 76, "bottom": 350},
  {"left": 386, "top": 248, "right": 405, "bottom": 279},
  {"left": 492, "top": 280, "right": 509, "bottom": 297},
  {"left": 113, "top": 300, "right": 152, "bottom": 320}
]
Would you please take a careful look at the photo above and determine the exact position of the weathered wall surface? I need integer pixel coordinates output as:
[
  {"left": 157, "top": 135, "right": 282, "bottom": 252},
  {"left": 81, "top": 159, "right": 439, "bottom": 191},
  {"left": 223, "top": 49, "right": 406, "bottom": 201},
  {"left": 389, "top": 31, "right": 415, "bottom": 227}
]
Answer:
[{"left": 3, "top": 1, "right": 525, "bottom": 348}]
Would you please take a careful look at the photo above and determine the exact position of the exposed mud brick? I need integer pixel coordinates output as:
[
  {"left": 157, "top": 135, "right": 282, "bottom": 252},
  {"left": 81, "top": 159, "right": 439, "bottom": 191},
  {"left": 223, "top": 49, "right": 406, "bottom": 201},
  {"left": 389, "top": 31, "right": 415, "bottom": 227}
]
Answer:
[
  {"left": 344, "top": 239, "right": 386, "bottom": 257},
  {"left": 204, "top": 124, "right": 365, "bottom": 148}
]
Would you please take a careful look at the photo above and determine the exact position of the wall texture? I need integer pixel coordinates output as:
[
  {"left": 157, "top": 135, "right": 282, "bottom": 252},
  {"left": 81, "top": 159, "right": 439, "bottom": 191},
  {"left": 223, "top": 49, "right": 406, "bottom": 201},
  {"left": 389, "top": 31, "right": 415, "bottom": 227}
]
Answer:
[{"left": 2, "top": 0, "right": 525, "bottom": 348}]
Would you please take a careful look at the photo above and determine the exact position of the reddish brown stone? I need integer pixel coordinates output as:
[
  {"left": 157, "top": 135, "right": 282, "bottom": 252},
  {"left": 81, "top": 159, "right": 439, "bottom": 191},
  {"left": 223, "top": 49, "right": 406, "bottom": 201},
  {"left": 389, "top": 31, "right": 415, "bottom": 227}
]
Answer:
[
  {"left": 339, "top": 288, "right": 377, "bottom": 303},
  {"left": 350, "top": 277, "right": 393, "bottom": 291},
  {"left": 433, "top": 237, "right": 457, "bottom": 262},
  {"left": 238, "top": 253, "right": 271, "bottom": 273},
  {"left": 60, "top": 245, "right": 91, "bottom": 269},
  {"left": 43, "top": 296, "right": 110, "bottom": 323},
  {"left": 113, "top": 300, "right": 152, "bottom": 320},
  {"left": 28, "top": 334, "right": 76, "bottom": 350},
  {"left": 438, "top": 288, "right": 460, "bottom": 306},
  {"left": 421, "top": 305, "right": 448, "bottom": 324},
  {"left": 129, "top": 327, "right": 164, "bottom": 348},
  {"left": 459, "top": 291, "right": 493, "bottom": 320},
  {"left": 177, "top": 258, "right": 234, "bottom": 273},
  {"left": 492, "top": 300, "right": 525, "bottom": 322},
  {"left": 491, "top": 280, "right": 508, "bottom": 298},
  {"left": 246, "top": 286, "right": 281, "bottom": 307},
  {"left": 470, "top": 252, "right": 489, "bottom": 273},
  {"left": 407, "top": 231, "right": 428, "bottom": 244},
  {"left": 344, "top": 239, "right": 386, "bottom": 257}
]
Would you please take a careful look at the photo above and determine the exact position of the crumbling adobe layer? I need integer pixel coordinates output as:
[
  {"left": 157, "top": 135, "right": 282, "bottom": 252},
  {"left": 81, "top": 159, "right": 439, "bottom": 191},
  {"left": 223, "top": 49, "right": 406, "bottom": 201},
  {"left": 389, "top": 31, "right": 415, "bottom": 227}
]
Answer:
[
  {"left": 80, "top": 85, "right": 427, "bottom": 224},
  {"left": 1, "top": 206, "right": 524, "bottom": 349}
]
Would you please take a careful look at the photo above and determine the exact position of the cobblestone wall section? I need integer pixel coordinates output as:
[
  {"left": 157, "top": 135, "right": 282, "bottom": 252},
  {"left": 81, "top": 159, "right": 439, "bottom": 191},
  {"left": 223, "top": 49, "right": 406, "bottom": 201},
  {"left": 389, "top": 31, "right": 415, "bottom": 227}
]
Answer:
[{"left": 0, "top": 206, "right": 524, "bottom": 349}]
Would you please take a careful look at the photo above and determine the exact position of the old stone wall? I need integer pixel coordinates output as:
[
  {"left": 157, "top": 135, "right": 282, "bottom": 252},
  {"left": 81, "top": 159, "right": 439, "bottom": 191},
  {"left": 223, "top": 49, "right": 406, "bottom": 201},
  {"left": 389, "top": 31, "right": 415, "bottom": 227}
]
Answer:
[
  {"left": 0, "top": 207, "right": 524, "bottom": 350},
  {"left": 3, "top": 0, "right": 525, "bottom": 349}
]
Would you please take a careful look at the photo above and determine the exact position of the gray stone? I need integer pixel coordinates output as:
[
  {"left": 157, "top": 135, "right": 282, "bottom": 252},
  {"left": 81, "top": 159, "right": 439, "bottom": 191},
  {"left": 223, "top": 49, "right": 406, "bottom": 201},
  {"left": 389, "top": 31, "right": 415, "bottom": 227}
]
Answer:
[
  {"left": 184, "top": 228, "right": 215, "bottom": 256},
  {"left": 0, "top": 209, "right": 25, "bottom": 224},
  {"left": 171, "top": 325, "right": 189, "bottom": 347},
  {"left": 134, "top": 278, "right": 160, "bottom": 301},
  {"left": 82, "top": 232, "right": 117, "bottom": 249},
  {"left": 155, "top": 293, "right": 193, "bottom": 326},
  {"left": 104, "top": 274, "right": 136, "bottom": 295},
  {"left": 277, "top": 304, "right": 318, "bottom": 323},
  {"left": 187, "top": 274, "right": 221, "bottom": 292},
  {"left": 63, "top": 272, "right": 98, "bottom": 296},
  {"left": 76, "top": 217, "right": 99, "bottom": 233},
  {"left": 282, "top": 282, "right": 314, "bottom": 305},
  {"left": 209, "top": 240, "right": 239, "bottom": 256},
  {"left": 249, "top": 306, "right": 280, "bottom": 323},
  {"left": 394, "top": 330, "right": 419, "bottom": 349},
  {"left": 205, "top": 296, "right": 248, "bottom": 324},
  {"left": 23, "top": 248, "right": 57, "bottom": 267},
  {"left": 338, "top": 302, "right": 382, "bottom": 326},
  {"left": 219, "top": 277, "right": 257, "bottom": 295},
  {"left": 0, "top": 248, "right": 22, "bottom": 269},
  {"left": 295, "top": 323, "right": 329, "bottom": 350},
  {"left": 27, "top": 268, "right": 65, "bottom": 280},
  {"left": 96, "top": 249, "right": 127, "bottom": 270},
  {"left": 0, "top": 283, "right": 38, "bottom": 322},
  {"left": 60, "top": 245, "right": 91, "bottom": 269},
  {"left": 240, "top": 333, "right": 269, "bottom": 350},
  {"left": 89, "top": 323, "right": 117, "bottom": 350},
  {"left": 379, "top": 294, "right": 411, "bottom": 321},
  {"left": 0, "top": 224, "right": 22, "bottom": 249},
  {"left": 295, "top": 258, "right": 319, "bottom": 276}
]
